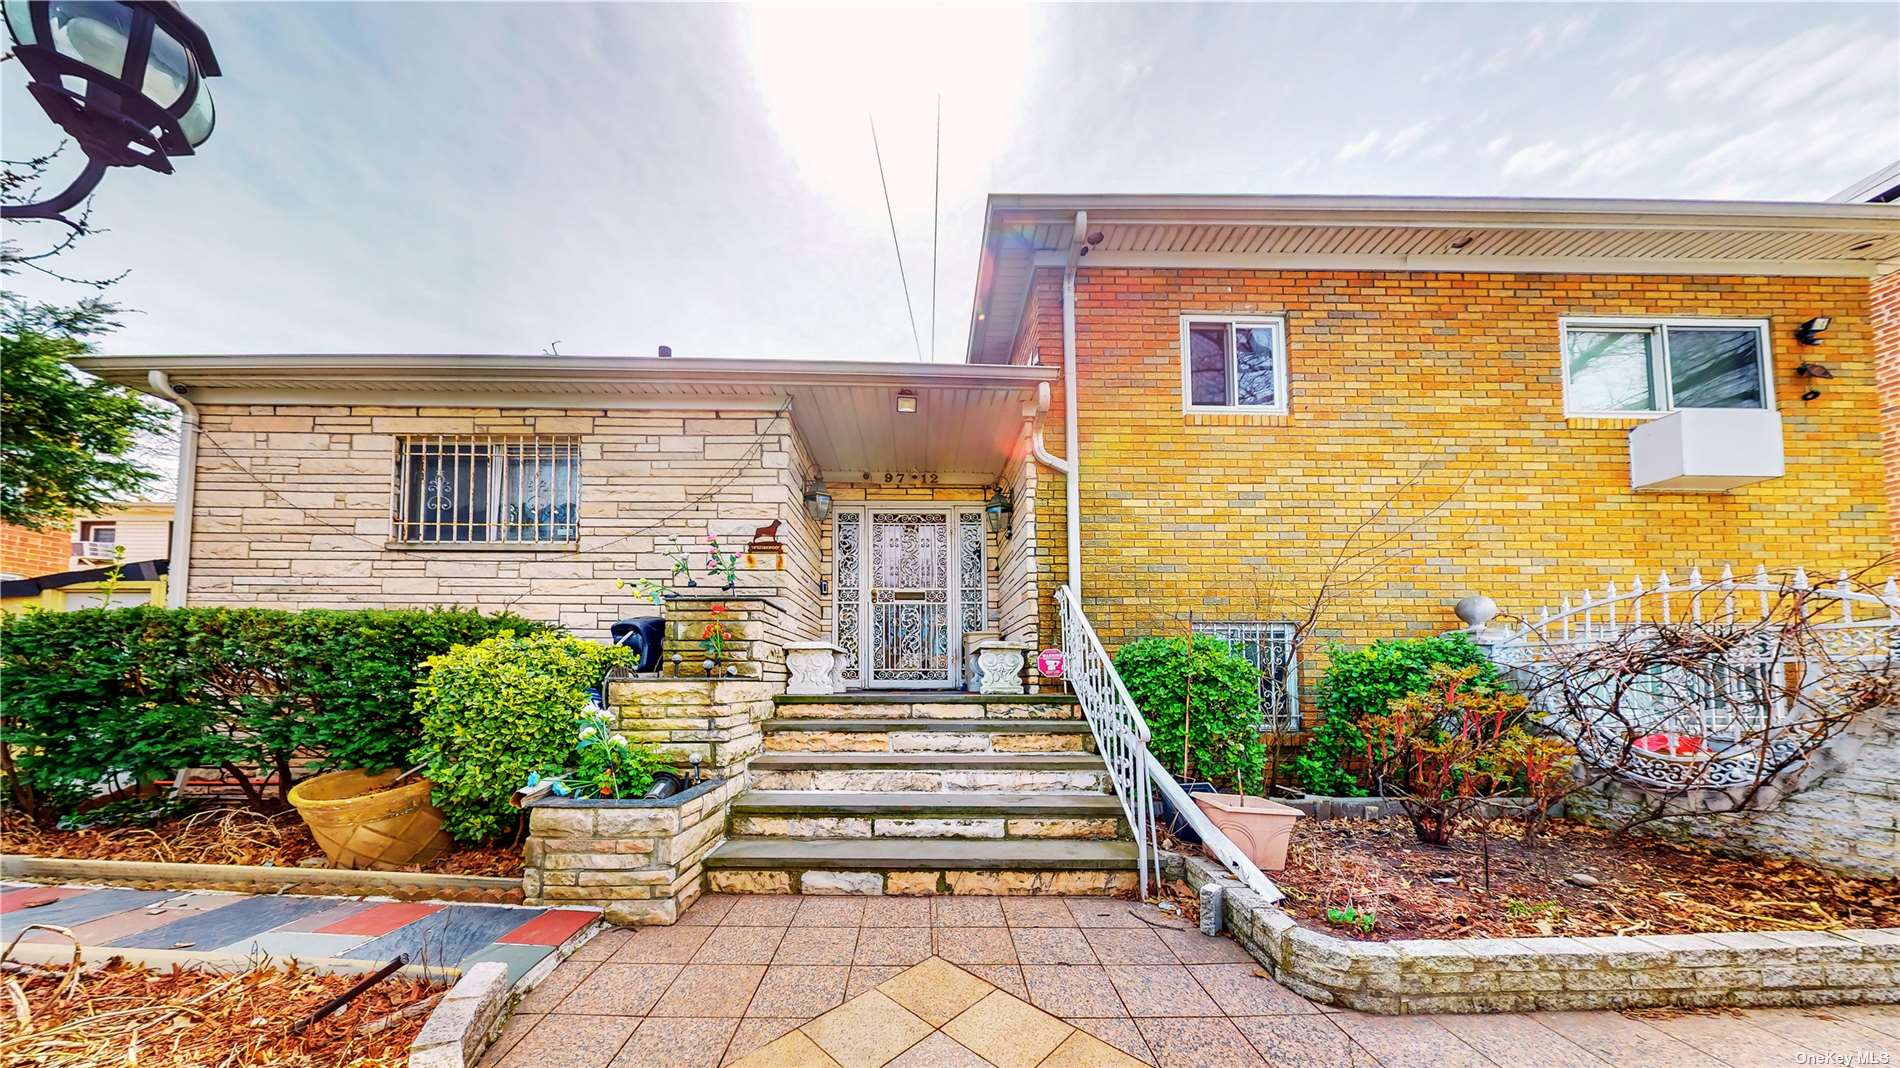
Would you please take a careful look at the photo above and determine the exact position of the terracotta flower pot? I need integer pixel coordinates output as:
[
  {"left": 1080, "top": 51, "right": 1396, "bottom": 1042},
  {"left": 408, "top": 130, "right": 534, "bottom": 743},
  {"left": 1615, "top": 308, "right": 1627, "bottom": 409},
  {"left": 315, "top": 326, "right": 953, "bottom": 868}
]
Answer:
[{"left": 1190, "top": 793, "right": 1303, "bottom": 872}]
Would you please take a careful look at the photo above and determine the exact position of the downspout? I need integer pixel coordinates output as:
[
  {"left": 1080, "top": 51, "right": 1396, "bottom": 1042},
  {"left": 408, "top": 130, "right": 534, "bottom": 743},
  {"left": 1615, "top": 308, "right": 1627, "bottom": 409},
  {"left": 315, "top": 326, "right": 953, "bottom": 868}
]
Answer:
[
  {"left": 1059, "top": 210, "right": 1086, "bottom": 598},
  {"left": 147, "top": 371, "right": 196, "bottom": 608}
]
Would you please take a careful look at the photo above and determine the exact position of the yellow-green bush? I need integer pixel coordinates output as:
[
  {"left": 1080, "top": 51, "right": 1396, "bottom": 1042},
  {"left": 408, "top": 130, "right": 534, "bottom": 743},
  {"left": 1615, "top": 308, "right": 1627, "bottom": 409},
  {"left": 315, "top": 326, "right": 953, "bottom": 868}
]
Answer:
[{"left": 411, "top": 631, "right": 632, "bottom": 843}]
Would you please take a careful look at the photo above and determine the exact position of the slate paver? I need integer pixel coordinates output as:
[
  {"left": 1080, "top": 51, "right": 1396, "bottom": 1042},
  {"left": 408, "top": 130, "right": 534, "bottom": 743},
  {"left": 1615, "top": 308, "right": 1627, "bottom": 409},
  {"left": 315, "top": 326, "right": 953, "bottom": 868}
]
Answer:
[
  {"left": 0, "top": 887, "right": 171, "bottom": 932},
  {"left": 460, "top": 942, "right": 560, "bottom": 986},
  {"left": 20, "top": 891, "right": 243, "bottom": 945},
  {"left": 0, "top": 885, "right": 89, "bottom": 913},
  {"left": 500, "top": 908, "right": 599, "bottom": 946},
  {"left": 345, "top": 903, "right": 539, "bottom": 967},
  {"left": 217, "top": 930, "right": 372, "bottom": 960},
  {"left": 111, "top": 893, "right": 330, "bottom": 950},
  {"left": 318, "top": 901, "right": 442, "bottom": 936}
]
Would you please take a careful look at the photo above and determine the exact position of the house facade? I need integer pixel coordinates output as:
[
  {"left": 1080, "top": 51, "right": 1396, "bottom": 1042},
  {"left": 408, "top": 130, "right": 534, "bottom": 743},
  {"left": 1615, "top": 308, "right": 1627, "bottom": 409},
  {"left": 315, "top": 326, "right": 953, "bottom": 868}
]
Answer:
[{"left": 75, "top": 195, "right": 1900, "bottom": 720}]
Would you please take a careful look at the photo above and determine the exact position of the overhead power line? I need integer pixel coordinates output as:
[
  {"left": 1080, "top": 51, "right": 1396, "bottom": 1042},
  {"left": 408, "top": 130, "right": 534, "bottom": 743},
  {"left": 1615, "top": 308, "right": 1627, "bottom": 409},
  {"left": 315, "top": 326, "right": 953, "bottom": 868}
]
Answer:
[{"left": 870, "top": 114, "right": 923, "bottom": 362}]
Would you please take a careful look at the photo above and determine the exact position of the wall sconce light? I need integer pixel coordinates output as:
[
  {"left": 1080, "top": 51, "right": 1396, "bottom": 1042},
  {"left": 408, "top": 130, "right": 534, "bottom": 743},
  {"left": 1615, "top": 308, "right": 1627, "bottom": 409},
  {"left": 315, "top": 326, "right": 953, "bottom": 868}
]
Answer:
[
  {"left": 895, "top": 389, "right": 918, "bottom": 414},
  {"left": 985, "top": 484, "right": 1014, "bottom": 536},
  {"left": 1795, "top": 317, "right": 1831, "bottom": 345},
  {"left": 802, "top": 478, "right": 832, "bottom": 522},
  {"left": 1796, "top": 361, "right": 1834, "bottom": 402}
]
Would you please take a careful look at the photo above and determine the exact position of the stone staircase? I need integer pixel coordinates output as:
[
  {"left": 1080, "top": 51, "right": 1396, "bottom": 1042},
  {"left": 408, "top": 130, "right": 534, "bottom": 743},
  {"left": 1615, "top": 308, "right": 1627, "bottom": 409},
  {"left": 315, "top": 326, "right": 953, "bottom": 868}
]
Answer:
[{"left": 703, "top": 692, "right": 1140, "bottom": 895}]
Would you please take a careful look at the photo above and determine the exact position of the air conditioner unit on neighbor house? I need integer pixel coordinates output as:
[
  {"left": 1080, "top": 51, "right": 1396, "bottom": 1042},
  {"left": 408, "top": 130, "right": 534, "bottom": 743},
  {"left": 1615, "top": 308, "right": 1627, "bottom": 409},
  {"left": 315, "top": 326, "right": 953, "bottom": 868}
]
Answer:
[{"left": 1628, "top": 409, "right": 1785, "bottom": 492}]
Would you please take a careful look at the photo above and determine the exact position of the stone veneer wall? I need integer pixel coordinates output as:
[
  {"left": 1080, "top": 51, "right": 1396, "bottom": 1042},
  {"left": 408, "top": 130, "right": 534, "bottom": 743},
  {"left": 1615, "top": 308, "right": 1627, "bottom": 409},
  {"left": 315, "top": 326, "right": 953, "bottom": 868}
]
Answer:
[
  {"left": 185, "top": 404, "right": 805, "bottom": 633},
  {"left": 1180, "top": 856, "right": 1900, "bottom": 1013},
  {"left": 609, "top": 676, "right": 775, "bottom": 778},
  {"left": 523, "top": 777, "right": 742, "bottom": 925},
  {"left": 1563, "top": 704, "right": 1900, "bottom": 880},
  {"left": 997, "top": 428, "right": 1042, "bottom": 652},
  {"left": 660, "top": 593, "right": 797, "bottom": 683}
]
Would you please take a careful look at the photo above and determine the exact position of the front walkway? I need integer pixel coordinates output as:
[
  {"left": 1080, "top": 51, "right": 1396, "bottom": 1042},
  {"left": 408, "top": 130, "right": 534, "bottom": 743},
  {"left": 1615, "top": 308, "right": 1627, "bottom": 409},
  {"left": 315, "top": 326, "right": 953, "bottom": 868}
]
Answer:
[
  {"left": 483, "top": 893, "right": 1900, "bottom": 1068},
  {"left": 0, "top": 882, "right": 594, "bottom": 983}
]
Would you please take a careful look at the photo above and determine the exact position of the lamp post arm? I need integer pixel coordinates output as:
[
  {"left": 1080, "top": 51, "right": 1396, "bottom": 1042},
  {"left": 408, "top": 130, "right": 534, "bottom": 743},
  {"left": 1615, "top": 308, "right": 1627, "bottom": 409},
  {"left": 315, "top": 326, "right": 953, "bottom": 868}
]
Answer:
[{"left": 1, "top": 157, "right": 108, "bottom": 228}]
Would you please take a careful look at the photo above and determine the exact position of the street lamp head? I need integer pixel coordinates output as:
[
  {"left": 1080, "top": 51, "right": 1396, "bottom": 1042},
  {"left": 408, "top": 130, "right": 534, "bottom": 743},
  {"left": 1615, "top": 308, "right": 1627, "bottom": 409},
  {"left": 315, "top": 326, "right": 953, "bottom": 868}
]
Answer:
[{"left": 4, "top": 1, "right": 219, "bottom": 185}]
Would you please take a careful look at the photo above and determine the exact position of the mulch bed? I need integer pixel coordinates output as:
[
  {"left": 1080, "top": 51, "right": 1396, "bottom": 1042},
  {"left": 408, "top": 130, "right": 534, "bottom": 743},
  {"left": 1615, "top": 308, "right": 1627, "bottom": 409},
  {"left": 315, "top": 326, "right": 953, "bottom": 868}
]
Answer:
[
  {"left": 0, "top": 955, "right": 443, "bottom": 1067},
  {"left": 1268, "top": 816, "right": 1899, "bottom": 942},
  {"left": 1, "top": 808, "right": 521, "bottom": 880}
]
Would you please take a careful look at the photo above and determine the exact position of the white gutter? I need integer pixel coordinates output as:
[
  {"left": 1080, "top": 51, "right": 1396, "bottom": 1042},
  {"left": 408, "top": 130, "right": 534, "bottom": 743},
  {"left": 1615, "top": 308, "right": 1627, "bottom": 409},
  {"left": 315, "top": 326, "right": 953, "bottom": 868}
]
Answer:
[
  {"left": 1054, "top": 210, "right": 1087, "bottom": 599},
  {"left": 146, "top": 371, "right": 196, "bottom": 609}
]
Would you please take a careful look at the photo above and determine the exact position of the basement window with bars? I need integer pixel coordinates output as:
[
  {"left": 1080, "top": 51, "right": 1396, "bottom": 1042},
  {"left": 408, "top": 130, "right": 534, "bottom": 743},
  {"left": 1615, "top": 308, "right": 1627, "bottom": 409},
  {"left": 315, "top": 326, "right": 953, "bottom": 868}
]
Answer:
[
  {"left": 392, "top": 435, "right": 580, "bottom": 544},
  {"left": 1194, "top": 620, "right": 1301, "bottom": 731}
]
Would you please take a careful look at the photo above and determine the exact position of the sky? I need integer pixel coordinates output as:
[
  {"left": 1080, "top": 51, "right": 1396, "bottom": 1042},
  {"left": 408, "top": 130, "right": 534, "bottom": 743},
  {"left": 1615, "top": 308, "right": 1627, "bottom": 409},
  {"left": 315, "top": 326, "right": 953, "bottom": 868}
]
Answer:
[{"left": 3, "top": 2, "right": 1897, "bottom": 364}]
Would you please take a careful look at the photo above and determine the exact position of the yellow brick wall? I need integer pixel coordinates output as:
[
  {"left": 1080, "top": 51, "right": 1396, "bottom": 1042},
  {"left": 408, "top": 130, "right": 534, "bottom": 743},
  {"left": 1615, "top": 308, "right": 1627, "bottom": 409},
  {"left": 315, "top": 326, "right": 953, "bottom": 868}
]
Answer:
[{"left": 1019, "top": 267, "right": 1886, "bottom": 713}]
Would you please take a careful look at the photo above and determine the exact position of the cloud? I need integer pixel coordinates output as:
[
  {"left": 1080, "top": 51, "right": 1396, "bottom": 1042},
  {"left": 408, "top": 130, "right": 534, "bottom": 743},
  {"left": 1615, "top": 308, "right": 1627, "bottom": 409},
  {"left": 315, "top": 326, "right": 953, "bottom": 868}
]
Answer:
[
  {"left": 1384, "top": 120, "right": 1439, "bottom": 160},
  {"left": 1610, "top": 74, "right": 1647, "bottom": 100},
  {"left": 1338, "top": 131, "right": 1381, "bottom": 161},
  {"left": 1483, "top": 136, "right": 1511, "bottom": 158},
  {"left": 1501, "top": 142, "right": 1573, "bottom": 178},
  {"left": 1665, "top": 24, "right": 1896, "bottom": 112}
]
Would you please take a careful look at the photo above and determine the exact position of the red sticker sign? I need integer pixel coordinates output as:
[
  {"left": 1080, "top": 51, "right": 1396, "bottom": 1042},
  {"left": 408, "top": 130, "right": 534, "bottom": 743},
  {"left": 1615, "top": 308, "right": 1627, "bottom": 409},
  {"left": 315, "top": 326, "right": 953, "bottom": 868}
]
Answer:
[{"left": 1037, "top": 648, "right": 1065, "bottom": 678}]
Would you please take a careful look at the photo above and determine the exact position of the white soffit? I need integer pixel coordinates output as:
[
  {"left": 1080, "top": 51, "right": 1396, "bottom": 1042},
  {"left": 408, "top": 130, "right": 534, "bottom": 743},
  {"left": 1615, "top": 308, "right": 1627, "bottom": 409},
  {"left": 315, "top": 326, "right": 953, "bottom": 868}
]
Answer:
[
  {"left": 966, "top": 194, "right": 1900, "bottom": 364},
  {"left": 73, "top": 354, "right": 1055, "bottom": 479}
]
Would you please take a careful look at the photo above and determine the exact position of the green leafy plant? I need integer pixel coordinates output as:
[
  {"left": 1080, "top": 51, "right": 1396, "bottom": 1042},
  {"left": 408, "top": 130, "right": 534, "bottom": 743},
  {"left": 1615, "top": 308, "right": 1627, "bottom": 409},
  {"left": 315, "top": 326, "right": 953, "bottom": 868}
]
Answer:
[
  {"left": 569, "top": 726, "right": 666, "bottom": 800},
  {"left": 1324, "top": 905, "right": 1376, "bottom": 933},
  {"left": 1360, "top": 664, "right": 1562, "bottom": 846},
  {"left": 1114, "top": 635, "right": 1264, "bottom": 793},
  {"left": 411, "top": 632, "right": 632, "bottom": 843},
  {"left": 1289, "top": 632, "right": 1506, "bottom": 797},
  {"left": 701, "top": 603, "right": 734, "bottom": 663},
  {"left": 0, "top": 605, "right": 546, "bottom": 823}
]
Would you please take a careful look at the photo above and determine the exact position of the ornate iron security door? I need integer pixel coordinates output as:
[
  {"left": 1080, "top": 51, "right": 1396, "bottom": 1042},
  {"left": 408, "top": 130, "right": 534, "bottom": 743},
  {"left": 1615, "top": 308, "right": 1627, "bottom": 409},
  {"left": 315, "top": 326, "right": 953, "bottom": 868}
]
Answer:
[{"left": 825, "top": 508, "right": 984, "bottom": 689}]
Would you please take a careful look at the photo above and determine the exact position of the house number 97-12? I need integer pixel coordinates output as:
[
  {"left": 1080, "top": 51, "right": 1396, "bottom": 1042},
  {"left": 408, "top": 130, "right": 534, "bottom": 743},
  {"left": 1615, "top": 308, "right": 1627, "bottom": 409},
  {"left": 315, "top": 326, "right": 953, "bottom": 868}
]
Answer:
[{"left": 860, "top": 472, "right": 940, "bottom": 485}]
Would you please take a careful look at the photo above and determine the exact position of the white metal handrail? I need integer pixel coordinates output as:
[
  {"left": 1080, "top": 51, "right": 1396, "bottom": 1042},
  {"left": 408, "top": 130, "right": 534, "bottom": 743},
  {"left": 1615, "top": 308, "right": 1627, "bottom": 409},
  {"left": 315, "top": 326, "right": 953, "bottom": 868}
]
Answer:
[{"left": 1056, "top": 586, "right": 1284, "bottom": 904}]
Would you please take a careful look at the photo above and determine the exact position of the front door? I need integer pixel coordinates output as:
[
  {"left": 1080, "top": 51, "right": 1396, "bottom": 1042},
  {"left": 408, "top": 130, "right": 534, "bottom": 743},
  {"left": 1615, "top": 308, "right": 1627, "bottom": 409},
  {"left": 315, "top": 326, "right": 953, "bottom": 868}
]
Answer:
[{"left": 833, "top": 507, "right": 985, "bottom": 689}]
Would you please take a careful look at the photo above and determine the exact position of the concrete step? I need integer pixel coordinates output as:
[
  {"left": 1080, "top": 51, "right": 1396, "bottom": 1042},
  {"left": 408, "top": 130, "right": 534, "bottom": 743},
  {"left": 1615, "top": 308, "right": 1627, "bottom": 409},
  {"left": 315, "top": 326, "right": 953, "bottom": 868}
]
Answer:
[
  {"left": 748, "top": 752, "right": 1110, "bottom": 794},
  {"left": 762, "top": 719, "right": 1092, "bottom": 754},
  {"left": 773, "top": 692, "right": 1079, "bottom": 721},
  {"left": 703, "top": 836, "right": 1140, "bottom": 896},
  {"left": 728, "top": 790, "right": 1125, "bottom": 841}
]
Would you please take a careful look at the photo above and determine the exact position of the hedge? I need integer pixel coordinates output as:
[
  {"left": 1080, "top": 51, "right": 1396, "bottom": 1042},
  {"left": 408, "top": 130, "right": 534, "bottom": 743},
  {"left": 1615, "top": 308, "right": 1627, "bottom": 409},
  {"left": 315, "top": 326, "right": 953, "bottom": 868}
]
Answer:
[
  {"left": 0, "top": 605, "right": 549, "bottom": 821},
  {"left": 1115, "top": 634, "right": 1265, "bottom": 794}
]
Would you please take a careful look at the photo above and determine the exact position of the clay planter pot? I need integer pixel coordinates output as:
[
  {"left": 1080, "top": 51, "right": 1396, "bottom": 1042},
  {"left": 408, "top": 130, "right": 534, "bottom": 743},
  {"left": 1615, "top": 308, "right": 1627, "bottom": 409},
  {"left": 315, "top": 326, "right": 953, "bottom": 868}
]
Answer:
[
  {"left": 288, "top": 768, "right": 450, "bottom": 871},
  {"left": 1190, "top": 793, "right": 1303, "bottom": 872}
]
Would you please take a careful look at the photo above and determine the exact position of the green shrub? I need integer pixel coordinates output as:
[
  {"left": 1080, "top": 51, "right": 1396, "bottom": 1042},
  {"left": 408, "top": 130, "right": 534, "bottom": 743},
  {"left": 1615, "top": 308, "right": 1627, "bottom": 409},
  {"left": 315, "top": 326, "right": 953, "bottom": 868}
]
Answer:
[
  {"left": 1287, "top": 632, "right": 1506, "bottom": 797},
  {"left": 0, "top": 605, "right": 547, "bottom": 822},
  {"left": 1114, "top": 635, "right": 1264, "bottom": 793},
  {"left": 412, "top": 632, "right": 633, "bottom": 843}
]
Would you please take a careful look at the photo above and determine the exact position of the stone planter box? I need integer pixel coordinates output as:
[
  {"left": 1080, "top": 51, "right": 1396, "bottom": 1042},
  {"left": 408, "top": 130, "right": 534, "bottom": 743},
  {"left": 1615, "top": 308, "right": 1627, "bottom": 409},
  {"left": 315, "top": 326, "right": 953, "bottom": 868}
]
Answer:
[
  {"left": 1179, "top": 854, "right": 1900, "bottom": 1013},
  {"left": 523, "top": 776, "right": 742, "bottom": 926}
]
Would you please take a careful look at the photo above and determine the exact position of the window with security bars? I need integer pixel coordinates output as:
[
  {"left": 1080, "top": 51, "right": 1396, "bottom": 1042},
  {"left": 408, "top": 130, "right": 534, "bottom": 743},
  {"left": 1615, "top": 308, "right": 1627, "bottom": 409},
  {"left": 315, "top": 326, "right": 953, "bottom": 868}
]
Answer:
[
  {"left": 1194, "top": 621, "right": 1300, "bottom": 730},
  {"left": 392, "top": 436, "right": 580, "bottom": 544}
]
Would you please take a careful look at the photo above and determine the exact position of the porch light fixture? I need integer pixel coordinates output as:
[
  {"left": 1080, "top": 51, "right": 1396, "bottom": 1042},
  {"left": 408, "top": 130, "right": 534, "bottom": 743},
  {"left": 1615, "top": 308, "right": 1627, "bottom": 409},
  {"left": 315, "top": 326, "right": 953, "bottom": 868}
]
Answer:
[
  {"left": 1795, "top": 317, "right": 1831, "bottom": 345},
  {"left": 2, "top": 0, "right": 221, "bottom": 225},
  {"left": 985, "top": 485, "right": 1014, "bottom": 536},
  {"left": 895, "top": 389, "right": 918, "bottom": 414},
  {"left": 802, "top": 478, "right": 832, "bottom": 522}
]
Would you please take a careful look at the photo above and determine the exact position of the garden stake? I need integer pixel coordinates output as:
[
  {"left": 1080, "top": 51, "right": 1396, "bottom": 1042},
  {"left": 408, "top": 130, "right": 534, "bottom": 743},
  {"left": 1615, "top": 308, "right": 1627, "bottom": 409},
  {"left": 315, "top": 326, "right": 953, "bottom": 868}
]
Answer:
[{"left": 290, "top": 954, "right": 408, "bottom": 1035}]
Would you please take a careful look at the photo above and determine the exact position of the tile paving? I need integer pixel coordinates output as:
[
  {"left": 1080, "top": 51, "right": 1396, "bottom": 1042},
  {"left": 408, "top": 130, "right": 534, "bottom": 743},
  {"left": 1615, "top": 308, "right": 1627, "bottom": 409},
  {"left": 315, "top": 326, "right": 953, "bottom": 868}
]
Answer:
[
  {"left": 0, "top": 881, "right": 595, "bottom": 985},
  {"left": 481, "top": 893, "right": 1900, "bottom": 1068}
]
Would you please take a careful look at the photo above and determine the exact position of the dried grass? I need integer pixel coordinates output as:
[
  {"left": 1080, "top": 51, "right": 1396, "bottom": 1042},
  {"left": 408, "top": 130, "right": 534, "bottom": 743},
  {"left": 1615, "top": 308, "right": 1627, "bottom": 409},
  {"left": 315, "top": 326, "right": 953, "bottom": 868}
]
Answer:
[
  {"left": 0, "top": 954, "right": 442, "bottom": 1068},
  {"left": 1, "top": 808, "right": 521, "bottom": 878},
  {"left": 1269, "top": 816, "right": 1899, "bottom": 941}
]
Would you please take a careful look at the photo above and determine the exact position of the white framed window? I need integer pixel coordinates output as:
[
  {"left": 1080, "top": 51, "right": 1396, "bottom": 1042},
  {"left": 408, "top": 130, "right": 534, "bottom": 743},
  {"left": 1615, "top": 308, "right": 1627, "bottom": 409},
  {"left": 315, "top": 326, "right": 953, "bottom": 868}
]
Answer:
[
  {"left": 79, "top": 521, "right": 117, "bottom": 546},
  {"left": 392, "top": 435, "right": 581, "bottom": 544},
  {"left": 1560, "top": 317, "right": 1774, "bottom": 417},
  {"left": 1194, "top": 620, "right": 1300, "bottom": 731},
  {"left": 1179, "top": 314, "right": 1288, "bottom": 413}
]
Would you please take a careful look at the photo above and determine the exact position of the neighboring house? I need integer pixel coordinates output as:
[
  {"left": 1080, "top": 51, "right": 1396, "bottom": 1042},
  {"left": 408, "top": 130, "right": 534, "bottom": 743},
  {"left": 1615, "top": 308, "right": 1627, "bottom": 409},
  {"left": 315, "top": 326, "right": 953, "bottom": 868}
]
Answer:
[
  {"left": 0, "top": 559, "right": 168, "bottom": 613},
  {"left": 71, "top": 195, "right": 1900, "bottom": 724},
  {"left": 69, "top": 500, "right": 173, "bottom": 569},
  {"left": 0, "top": 522, "right": 69, "bottom": 580}
]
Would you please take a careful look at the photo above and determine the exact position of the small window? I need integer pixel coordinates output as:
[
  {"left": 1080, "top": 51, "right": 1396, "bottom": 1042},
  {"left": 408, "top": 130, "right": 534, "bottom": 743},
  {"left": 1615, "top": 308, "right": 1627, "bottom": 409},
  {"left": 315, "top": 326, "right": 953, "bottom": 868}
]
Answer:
[
  {"left": 393, "top": 436, "right": 580, "bottom": 544},
  {"left": 1193, "top": 620, "right": 1300, "bottom": 731},
  {"left": 1180, "top": 316, "right": 1287, "bottom": 413},
  {"left": 79, "top": 522, "right": 117, "bottom": 546},
  {"left": 1562, "top": 318, "right": 1771, "bottom": 416}
]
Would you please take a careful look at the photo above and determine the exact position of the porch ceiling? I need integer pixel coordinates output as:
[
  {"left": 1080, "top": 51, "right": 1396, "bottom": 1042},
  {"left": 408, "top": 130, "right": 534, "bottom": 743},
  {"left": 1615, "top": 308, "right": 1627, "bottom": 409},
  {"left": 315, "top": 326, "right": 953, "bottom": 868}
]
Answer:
[{"left": 75, "top": 353, "right": 1057, "bottom": 482}]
